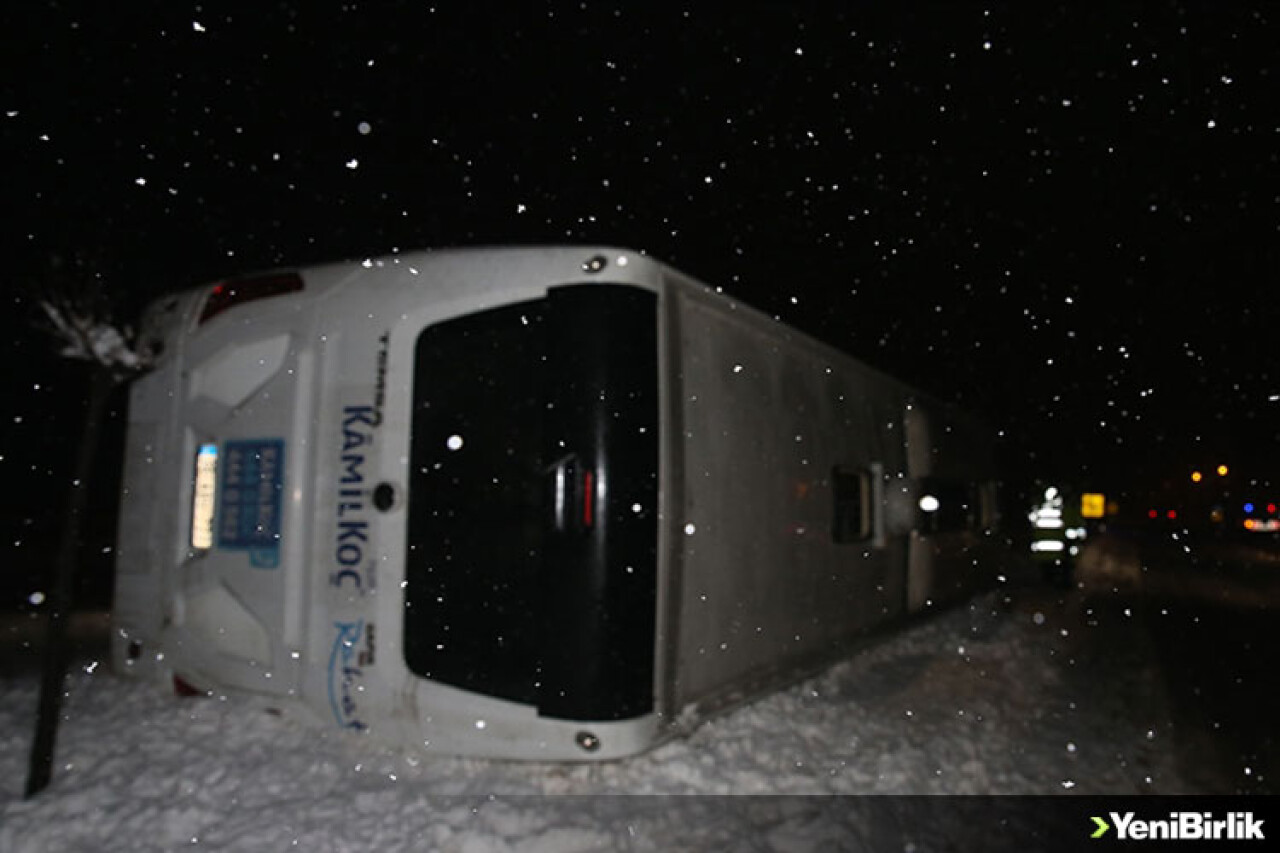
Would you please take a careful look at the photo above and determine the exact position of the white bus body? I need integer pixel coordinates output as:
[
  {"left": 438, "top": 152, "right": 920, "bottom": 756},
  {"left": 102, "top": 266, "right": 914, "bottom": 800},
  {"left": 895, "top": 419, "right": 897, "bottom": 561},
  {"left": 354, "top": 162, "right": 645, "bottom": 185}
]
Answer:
[{"left": 112, "top": 246, "right": 1003, "bottom": 760}]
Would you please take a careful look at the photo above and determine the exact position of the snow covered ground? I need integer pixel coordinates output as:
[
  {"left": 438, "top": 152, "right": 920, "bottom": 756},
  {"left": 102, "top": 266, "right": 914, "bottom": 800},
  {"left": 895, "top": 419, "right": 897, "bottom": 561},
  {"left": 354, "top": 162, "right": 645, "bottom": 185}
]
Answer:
[{"left": 0, "top": 572, "right": 1201, "bottom": 852}]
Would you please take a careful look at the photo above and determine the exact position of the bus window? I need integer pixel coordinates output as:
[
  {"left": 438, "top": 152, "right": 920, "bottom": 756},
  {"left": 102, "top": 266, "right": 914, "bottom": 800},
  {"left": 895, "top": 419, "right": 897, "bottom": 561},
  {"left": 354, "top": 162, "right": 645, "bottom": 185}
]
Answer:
[
  {"left": 404, "top": 285, "right": 659, "bottom": 719},
  {"left": 831, "top": 466, "right": 873, "bottom": 542},
  {"left": 405, "top": 300, "right": 547, "bottom": 704}
]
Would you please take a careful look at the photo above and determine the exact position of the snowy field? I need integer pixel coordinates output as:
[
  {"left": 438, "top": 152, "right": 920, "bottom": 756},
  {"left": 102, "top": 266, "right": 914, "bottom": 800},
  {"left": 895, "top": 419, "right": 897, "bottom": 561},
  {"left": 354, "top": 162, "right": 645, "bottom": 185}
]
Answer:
[{"left": 0, "top": 577, "right": 1197, "bottom": 852}]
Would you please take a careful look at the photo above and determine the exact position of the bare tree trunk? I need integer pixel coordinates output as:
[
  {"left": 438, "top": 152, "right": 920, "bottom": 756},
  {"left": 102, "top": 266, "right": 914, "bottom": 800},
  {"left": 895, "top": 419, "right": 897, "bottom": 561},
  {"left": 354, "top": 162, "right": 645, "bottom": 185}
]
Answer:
[{"left": 25, "top": 366, "right": 117, "bottom": 798}]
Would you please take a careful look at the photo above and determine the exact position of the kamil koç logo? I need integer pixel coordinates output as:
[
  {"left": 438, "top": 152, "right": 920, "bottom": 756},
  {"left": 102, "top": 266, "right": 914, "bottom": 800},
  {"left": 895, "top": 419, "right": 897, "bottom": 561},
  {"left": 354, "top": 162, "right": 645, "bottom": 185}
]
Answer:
[{"left": 1090, "top": 811, "right": 1265, "bottom": 841}]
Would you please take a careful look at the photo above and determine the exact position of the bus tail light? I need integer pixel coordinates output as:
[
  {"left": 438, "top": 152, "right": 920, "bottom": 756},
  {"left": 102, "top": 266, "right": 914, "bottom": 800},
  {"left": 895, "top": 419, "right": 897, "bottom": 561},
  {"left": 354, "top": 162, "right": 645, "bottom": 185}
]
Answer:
[{"left": 198, "top": 273, "right": 304, "bottom": 323}]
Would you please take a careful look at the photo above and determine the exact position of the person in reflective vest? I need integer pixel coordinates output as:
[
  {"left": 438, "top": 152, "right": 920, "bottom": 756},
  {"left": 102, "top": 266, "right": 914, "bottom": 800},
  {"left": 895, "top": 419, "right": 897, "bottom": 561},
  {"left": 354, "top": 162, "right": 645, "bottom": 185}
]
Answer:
[{"left": 1029, "top": 485, "right": 1085, "bottom": 588}]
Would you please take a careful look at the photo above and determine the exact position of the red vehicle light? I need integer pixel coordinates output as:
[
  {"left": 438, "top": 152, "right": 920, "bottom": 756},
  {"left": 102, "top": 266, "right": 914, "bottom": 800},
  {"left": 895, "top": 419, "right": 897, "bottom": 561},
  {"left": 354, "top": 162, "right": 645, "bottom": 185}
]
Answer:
[
  {"left": 582, "top": 469, "right": 595, "bottom": 529},
  {"left": 198, "top": 272, "right": 304, "bottom": 323}
]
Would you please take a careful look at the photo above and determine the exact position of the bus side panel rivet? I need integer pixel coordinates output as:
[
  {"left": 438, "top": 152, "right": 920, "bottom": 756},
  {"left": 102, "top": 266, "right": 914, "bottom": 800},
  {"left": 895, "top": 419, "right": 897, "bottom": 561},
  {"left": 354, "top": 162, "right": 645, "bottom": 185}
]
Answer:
[{"left": 575, "top": 731, "right": 601, "bottom": 752}]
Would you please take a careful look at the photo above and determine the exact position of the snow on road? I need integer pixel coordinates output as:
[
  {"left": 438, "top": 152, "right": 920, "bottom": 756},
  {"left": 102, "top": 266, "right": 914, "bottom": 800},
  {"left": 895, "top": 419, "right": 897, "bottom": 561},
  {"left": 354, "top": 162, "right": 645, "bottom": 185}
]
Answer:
[{"left": 0, "top": 585, "right": 1190, "bottom": 851}]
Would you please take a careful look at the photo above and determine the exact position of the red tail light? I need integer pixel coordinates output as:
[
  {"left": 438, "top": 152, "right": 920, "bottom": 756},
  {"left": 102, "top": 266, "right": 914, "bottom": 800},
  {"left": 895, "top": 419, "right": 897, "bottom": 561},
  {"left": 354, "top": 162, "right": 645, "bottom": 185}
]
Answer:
[
  {"left": 199, "top": 272, "right": 304, "bottom": 323},
  {"left": 582, "top": 469, "right": 595, "bottom": 529}
]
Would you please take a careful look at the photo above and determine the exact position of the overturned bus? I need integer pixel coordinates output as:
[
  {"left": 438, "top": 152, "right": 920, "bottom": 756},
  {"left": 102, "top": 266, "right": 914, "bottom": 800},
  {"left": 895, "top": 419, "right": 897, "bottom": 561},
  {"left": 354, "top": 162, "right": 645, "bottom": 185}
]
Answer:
[{"left": 111, "top": 246, "right": 1005, "bottom": 759}]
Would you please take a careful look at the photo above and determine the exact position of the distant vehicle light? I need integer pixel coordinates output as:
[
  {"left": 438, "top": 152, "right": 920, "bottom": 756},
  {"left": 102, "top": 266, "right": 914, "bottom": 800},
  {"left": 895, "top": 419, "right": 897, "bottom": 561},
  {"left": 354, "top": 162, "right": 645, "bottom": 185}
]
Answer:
[
  {"left": 1217, "top": 464, "right": 1229, "bottom": 476},
  {"left": 1269, "top": 503, "right": 1277, "bottom": 515},
  {"left": 1166, "top": 510, "right": 1177, "bottom": 520},
  {"left": 1148, "top": 509, "right": 1158, "bottom": 519},
  {"left": 1191, "top": 471, "right": 1203, "bottom": 483}
]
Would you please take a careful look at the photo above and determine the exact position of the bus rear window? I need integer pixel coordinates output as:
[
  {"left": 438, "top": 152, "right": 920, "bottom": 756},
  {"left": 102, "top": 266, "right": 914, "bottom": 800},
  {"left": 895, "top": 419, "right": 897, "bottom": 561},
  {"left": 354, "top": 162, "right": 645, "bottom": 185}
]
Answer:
[
  {"left": 404, "top": 300, "right": 547, "bottom": 704},
  {"left": 404, "top": 285, "right": 659, "bottom": 719}
]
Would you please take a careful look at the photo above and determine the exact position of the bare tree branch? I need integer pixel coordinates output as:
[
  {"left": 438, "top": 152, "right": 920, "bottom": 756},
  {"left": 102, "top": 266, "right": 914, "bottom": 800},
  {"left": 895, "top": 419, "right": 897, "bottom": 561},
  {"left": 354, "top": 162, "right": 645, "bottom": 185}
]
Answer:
[
  {"left": 28, "top": 253, "right": 149, "bottom": 379},
  {"left": 38, "top": 298, "right": 143, "bottom": 374}
]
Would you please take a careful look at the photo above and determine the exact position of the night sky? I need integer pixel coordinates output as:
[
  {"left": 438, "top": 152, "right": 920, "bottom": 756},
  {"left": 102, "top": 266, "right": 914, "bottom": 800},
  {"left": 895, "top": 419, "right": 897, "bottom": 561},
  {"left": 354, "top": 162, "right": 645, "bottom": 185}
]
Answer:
[{"left": 4, "top": 2, "right": 1278, "bottom": 563}]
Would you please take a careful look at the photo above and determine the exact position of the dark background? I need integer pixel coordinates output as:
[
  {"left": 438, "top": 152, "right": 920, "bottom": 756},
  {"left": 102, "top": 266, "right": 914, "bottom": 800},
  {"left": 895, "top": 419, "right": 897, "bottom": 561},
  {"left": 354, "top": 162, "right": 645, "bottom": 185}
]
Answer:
[{"left": 3, "top": 3, "right": 1277, "bottom": 604}]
